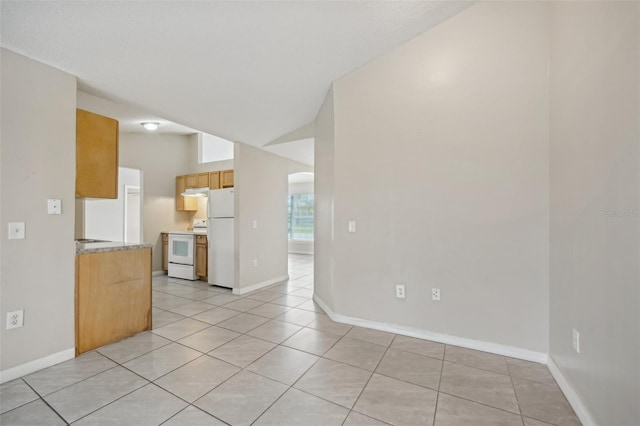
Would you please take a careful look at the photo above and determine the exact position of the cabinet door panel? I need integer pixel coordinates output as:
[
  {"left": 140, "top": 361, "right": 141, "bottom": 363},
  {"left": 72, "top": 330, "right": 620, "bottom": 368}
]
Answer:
[
  {"left": 209, "top": 171, "right": 220, "bottom": 189},
  {"left": 185, "top": 174, "right": 198, "bottom": 188},
  {"left": 162, "top": 233, "right": 168, "bottom": 271},
  {"left": 221, "top": 170, "right": 234, "bottom": 188},
  {"left": 197, "top": 173, "right": 209, "bottom": 187},
  {"left": 176, "top": 176, "right": 185, "bottom": 211},
  {"left": 76, "top": 109, "right": 119, "bottom": 198},
  {"left": 195, "top": 242, "right": 207, "bottom": 278},
  {"left": 176, "top": 176, "right": 197, "bottom": 211}
]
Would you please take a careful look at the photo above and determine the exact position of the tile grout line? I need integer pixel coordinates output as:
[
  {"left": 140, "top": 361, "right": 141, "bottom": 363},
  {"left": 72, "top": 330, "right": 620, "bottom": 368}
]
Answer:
[
  {"left": 15, "top": 378, "right": 70, "bottom": 425},
  {"left": 433, "top": 343, "right": 448, "bottom": 425},
  {"left": 157, "top": 263, "right": 399, "bottom": 424},
  {"left": 1, "top": 260, "right": 314, "bottom": 425},
  {"left": 110, "top": 345, "right": 242, "bottom": 424},
  {"left": 346, "top": 332, "right": 397, "bottom": 421}
]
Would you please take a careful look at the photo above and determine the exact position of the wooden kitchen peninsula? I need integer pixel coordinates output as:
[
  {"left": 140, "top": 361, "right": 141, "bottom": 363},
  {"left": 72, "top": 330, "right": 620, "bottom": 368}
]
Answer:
[{"left": 75, "top": 241, "right": 152, "bottom": 355}]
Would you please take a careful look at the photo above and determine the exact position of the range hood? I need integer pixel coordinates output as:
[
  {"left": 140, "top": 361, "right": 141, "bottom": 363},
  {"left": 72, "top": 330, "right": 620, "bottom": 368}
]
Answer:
[{"left": 181, "top": 187, "right": 209, "bottom": 197}]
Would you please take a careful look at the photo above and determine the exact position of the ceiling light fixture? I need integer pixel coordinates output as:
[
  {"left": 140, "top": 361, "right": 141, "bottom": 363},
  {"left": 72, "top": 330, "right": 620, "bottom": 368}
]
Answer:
[{"left": 141, "top": 122, "right": 159, "bottom": 131}]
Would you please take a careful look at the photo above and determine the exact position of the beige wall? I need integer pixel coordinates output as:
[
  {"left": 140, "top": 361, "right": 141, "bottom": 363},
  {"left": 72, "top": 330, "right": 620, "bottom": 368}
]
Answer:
[
  {"left": 314, "top": 88, "right": 336, "bottom": 307},
  {"left": 234, "top": 143, "right": 309, "bottom": 291},
  {"left": 187, "top": 133, "right": 235, "bottom": 175},
  {"left": 316, "top": 2, "right": 551, "bottom": 353},
  {"left": 288, "top": 181, "right": 314, "bottom": 196},
  {"left": 118, "top": 133, "right": 195, "bottom": 271},
  {"left": 549, "top": 2, "right": 640, "bottom": 424},
  {"left": 234, "top": 143, "right": 288, "bottom": 290},
  {"left": 0, "top": 49, "right": 77, "bottom": 374},
  {"left": 186, "top": 133, "right": 235, "bottom": 220},
  {"left": 119, "top": 133, "right": 236, "bottom": 271}
]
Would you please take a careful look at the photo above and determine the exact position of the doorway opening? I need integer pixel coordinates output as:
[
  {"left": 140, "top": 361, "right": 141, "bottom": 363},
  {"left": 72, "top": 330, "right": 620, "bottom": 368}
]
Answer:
[
  {"left": 287, "top": 172, "right": 314, "bottom": 280},
  {"left": 124, "top": 185, "right": 142, "bottom": 243}
]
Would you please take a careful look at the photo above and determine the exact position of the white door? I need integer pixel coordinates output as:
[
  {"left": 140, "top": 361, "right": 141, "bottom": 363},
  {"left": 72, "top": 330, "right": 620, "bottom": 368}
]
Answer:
[{"left": 124, "top": 185, "right": 141, "bottom": 243}]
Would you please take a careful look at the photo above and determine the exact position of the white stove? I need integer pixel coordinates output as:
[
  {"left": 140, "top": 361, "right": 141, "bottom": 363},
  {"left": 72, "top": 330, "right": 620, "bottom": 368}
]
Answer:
[{"left": 167, "top": 219, "right": 208, "bottom": 280}]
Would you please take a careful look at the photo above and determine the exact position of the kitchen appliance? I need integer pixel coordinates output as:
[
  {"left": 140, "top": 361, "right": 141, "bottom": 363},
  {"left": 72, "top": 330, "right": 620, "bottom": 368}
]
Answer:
[
  {"left": 207, "top": 188, "right": 235, "bottom": 288},
  {"left": 192, "top": 218, "right": 208, "bottom": 234},
  {"left": 168, "top": 232, "right": 197, "bottom": 280},
  {"left": 181, "top": 187, "right": 209, "bottom": 197}
]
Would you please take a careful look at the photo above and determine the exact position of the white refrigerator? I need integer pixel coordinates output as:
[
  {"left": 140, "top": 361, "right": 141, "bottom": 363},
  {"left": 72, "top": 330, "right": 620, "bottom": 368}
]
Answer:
[{"left": 207, "top": 188, "right": 235, "bottom": 288}]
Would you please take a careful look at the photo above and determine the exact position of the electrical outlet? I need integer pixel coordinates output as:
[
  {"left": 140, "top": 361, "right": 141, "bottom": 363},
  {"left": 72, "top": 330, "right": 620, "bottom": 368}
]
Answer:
[
  {"left": 395, "top": 284, "right": 405, "bottom": 299},
  {"left": 6, "top": 310, "right": 24, "bottom": 330},
  {"left": 47, "top": 199, "right": 62, "bottom": 215},
  {"left": 252, "top": 220, "right": 258, "bottom": 229},
  {"left": 252, "top": 259, "right": 258, "bottom": 268},
  {"left": 431, "top": 288, "right": 441, "bottom": 301},
  {"left": 572, "top": 328, "right": 580, "bottom": 353},
  {"left": 8, "top": 222, "right": 25, "bottom": 240}
]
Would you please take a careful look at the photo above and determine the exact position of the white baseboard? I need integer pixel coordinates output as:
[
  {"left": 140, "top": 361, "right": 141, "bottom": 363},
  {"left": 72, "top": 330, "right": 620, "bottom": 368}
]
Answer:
[
  {"left": 547, "top": 356, "right": 597, "bottom": 426},
  {"left": 233, "top": 275, "right": 290, "bottom": 295},
  {"left": 288, "top": 240, "right": 314, "bottom": 255},
  {"left": 0, "top": 348, "right": 75, "bottom": 384},
  {"left": 312, "top": 294, "right": 547, "bottom": 364},
  {"left": 152, "top": 270, "right": 166, "bottom": 276}
]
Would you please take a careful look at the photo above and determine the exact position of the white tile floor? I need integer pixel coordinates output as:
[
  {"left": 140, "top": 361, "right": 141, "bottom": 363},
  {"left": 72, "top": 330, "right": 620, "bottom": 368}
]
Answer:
[{"left": 0, "top": 254, "right": 580, "bottom": 425}]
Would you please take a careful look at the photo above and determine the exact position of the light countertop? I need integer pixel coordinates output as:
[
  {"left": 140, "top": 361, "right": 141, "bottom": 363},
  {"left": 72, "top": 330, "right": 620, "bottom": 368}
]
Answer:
[
  {"left": 75, "top": 241, "right": 153, "bottom": 254},
  {"left": 162, "top": 230, "right": 207, "bottom": 235}
]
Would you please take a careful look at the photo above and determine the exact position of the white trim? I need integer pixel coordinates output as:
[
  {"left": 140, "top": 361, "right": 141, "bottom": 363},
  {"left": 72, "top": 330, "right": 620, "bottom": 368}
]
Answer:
[
  {"left": 0, "top": 348, "right": 75, "bottom": 384},
  {"left": 288, "top": 250, "right": 314, "bottom": 255},
  {"left": 233, "top": 275, "right": 290, "bottom": 295},
  {"left": 313, "top": 294, "right": 547, "bottom": 364},
  {"left": 123, "top": 184, "right": 141, "bottom": 243},
  {"left": 152, "top": 270, "right": 166, "bottom": 276},
  {"left": 547, "top": 356, "right": 597, "bottom": 426},
  {"left": 288, "top": 239, "right": 314, "bottom": 255}
]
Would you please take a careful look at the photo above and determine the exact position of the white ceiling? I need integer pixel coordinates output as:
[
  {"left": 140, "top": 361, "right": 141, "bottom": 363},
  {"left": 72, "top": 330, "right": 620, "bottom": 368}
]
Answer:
[
  {"left": 288, "top": 172, "right": 315, "bottom": 184},
  {"left": 77, "top": 91, "right": 198, "bottom": 135},
  {"left": 1, "top": 1, "right": 470, "bottom": 164}
]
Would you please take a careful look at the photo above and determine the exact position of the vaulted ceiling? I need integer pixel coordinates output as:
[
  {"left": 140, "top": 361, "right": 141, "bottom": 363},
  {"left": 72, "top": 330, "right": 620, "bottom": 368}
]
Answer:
[{"left": 1, "top": 1, "right": 470, "bottom": 163}]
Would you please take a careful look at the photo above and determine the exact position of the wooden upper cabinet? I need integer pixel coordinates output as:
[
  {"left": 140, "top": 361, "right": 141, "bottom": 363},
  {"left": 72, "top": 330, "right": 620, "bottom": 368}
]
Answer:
[
  {"left": 176, "top": 176, "right": 197, "bottom": 211},
  {"left": 221, "top": 170, "right": 234, "bottom": 188},
  {"left": 176, "top": 176, "right": 186, "bottom": 211},
  {"left": 185, "top": 174, "right": 198, "bottom": 188},
  {"left": 76, "top": 109, "right": 119, "bottom": 198},
  {"left": 209, "top": 171, "right": 220, "bottom": 189},
  {"left": 197, "top": 173, "right": 209, "bottom": 187},
  {"left": 175, "top": 169, "right": 233, "bottom": 211}
]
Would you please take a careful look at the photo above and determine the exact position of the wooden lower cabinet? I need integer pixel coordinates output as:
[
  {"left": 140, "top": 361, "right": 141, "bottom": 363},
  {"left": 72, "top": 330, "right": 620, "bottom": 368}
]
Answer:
[
  {"left": 195, "top": 235, "right": 207, "bottom": 280},
  {"left": 162, "top": 233, "right": 168, "bottom": 271},
  {"left": 75, "top": 248, "right": 152, "bottom": 355}
]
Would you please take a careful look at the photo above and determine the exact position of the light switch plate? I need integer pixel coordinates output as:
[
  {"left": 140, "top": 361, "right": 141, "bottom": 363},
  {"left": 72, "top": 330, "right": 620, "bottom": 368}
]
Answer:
[
  {"left": 348, "top": 220, "right": 356, "bottom": 233},
  {"left": 47, "top": 199, "right": 62, "bottom": 215},
  {"left": 8, "top": 222, "right": 25, "bottom": 240}
]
